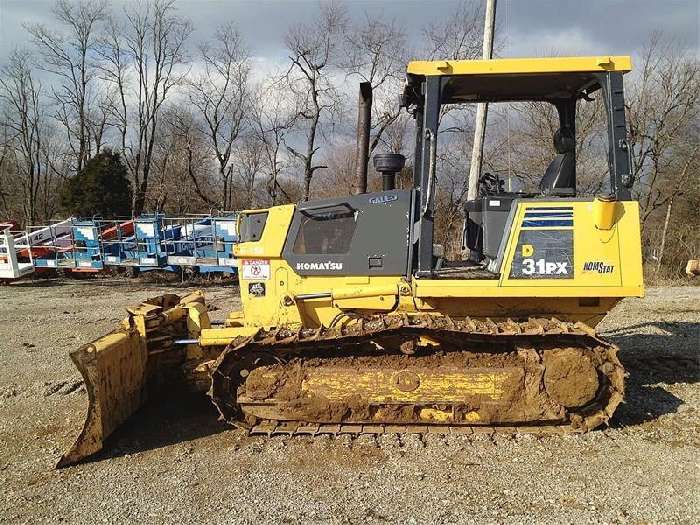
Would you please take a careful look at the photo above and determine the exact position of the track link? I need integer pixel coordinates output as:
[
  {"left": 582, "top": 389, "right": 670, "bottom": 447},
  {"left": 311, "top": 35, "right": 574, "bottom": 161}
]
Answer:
[{"left": 249, "top": 422, "right": 572, "bottom": 437}]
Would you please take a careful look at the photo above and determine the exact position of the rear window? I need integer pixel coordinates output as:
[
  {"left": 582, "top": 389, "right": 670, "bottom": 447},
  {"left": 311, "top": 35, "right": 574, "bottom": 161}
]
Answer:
[{"left": 293, "top": 209, "right": 356, "bottom": 255}]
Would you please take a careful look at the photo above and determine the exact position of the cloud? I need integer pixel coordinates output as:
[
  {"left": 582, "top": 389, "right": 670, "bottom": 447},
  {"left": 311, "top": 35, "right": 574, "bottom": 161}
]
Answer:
[
  {"left": 2, "top": 0, "right": 697, "bottom": 68},
  {"left": 247, "top": 55, "right": 288, "bottom": 84},
  {"left": 503, "top": 28, "right": 597, "bottom": 58}
]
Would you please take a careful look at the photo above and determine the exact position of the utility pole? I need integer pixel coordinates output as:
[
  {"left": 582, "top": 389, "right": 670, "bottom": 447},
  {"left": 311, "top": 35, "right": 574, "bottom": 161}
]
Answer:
[{"left": 467, "top": 0, "right": 497, "bottom": 201}]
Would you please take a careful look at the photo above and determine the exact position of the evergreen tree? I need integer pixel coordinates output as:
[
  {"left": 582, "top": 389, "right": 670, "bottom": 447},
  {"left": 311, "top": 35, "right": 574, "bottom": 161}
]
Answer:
[{"left": 60, "top": 149, "right": 132, "bottom": 218}]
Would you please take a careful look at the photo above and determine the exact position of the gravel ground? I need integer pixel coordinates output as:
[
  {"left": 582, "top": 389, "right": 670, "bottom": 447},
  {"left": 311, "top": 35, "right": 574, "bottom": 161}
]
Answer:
[{"left": 0, "top": 281, "right": 698, "bottom": 524}]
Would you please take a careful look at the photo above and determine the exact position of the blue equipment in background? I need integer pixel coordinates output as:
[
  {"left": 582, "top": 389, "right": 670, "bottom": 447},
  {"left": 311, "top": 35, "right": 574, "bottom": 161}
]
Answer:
[
  {"left": 165, "top": 215, "right": 238, "bottom": 274},
  {"left": 17, "top": 213, "right": 240, "bottom": 279},
  {"left": 32, "top": 219, "right": 104, "bottom": 272},
  {"left": 101, "top": 213, "right": 239, "bottom": 277}
]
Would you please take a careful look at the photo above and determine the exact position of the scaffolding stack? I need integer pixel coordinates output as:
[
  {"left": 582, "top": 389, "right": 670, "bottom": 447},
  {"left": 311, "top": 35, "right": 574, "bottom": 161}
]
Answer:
[{"left": 0, "top": 213, "right": 240, "bottom": 282}]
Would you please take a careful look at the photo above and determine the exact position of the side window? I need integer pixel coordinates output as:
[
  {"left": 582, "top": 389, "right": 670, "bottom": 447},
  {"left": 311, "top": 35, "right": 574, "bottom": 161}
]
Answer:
[
  {"left": 239, "top": 212, "right": 268, "bottom": 242},
  {"left": 293, "top": 209, "right": 357, "bottom": 255}
]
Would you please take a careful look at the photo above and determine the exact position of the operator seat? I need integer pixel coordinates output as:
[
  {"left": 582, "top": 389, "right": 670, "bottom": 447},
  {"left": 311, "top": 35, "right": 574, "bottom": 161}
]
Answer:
[{"left": 539, "top": 128, "right": 575, "bottom": 196}]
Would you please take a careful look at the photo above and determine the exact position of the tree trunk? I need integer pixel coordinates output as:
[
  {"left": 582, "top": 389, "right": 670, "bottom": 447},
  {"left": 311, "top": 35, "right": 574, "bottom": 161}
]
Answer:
[
  {"left": 303, "top": 111, "right": 320, "bottom": 202},
  {"left": 303, "top": 168, "right": 312, "bottom": 201},
  {"left": 657, "top": 199, "right": 673, "bottom": 271},
  {"left": 222, "top": 170, "right": 228, "bottom": 211},
  {"left": 133, "top": 173, "right": 149, "bottom": 216}
]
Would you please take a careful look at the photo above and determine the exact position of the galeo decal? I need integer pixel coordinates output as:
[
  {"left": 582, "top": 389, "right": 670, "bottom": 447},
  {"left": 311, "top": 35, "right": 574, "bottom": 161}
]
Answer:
[
  {"left": 583, "top": 261, "right": 614, "bottom": 274},
  {"left": 369, "top": 194, "right": 398, "bottom": 205},
  {"left": 295, "top": 261, "right": 343, "bottom": 271}
]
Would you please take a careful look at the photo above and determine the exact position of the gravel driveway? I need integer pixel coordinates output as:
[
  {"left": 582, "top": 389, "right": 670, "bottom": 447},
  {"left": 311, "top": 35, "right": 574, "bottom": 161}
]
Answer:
[{"left": 0, "top": 281, "right": 697, "bottom": 524}]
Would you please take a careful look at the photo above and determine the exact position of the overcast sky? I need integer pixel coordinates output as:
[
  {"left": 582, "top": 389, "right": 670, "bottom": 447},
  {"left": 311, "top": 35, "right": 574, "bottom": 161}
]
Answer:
[{"left": 0, "top": 0, "right": 697, "bottom": 67}]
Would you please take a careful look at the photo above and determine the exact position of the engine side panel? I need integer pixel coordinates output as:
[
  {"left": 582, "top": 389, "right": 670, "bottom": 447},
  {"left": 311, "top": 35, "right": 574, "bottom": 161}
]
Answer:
[{"left": 281, "top": 190, "right": 413, "bottom": 277}]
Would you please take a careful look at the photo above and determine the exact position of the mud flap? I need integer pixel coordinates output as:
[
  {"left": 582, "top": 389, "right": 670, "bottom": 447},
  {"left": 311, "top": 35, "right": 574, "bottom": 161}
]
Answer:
[
  {"left": 57, "top": 292, "right": 205, "bottom": 468},
  {"left": 57, "top": 329, "right": 147, "bottom": 468}
]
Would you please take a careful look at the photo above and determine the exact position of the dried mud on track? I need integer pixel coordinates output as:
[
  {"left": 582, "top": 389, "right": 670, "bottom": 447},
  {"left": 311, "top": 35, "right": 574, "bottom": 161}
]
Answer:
[{"left": 0, "top": 281, "right": 698, "bottom": 524}]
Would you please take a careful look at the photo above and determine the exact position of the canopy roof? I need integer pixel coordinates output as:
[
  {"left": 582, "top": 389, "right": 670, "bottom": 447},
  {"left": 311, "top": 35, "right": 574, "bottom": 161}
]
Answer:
[{"left": 404, "top": 56, "right": 632, "bottom": 104}]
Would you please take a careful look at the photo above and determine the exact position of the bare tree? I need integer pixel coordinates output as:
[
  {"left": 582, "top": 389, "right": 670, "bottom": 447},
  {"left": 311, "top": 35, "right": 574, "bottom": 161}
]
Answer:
[
  {"left": 250, "top": 80, "right": 297, "bottom": 205},
  {"left": 99, "top": 0, "right": 193, "bottom": 214},
  {"left": 146, "top": 107, "right": 213, "bottom": 214},
  {"left": 189, "top": 23, "right": 250, "bottom": 210},
  {"left": 314, "top": 143, "right": 357, "bottom": 197},
  {"left": 234, "top": 137, "right": 265, "bottom": 209},
  {"left": 0, "top": 125, "right": 14, "bottom": 217},
  {"left": 417, "top": 0, "right": 489, "bottom": 257},
  {"left": 284, "top": 3, "right": 347, "bottom": 201},
  {"left": 26, "top": 0, "right": 107, "bottom": 174},
  {"left": 626, "top": 34, "right": 700, "bottom": 230},
  {"left": 343, "top": 14, "right": 408, "bottom": 155},
  {"left": 0, "top": 50, "right": 48, "bottom": 224},
  {"left": 481, "top": 96, "right": 608, "bottom": 196},
  {"left": 85, "top": 96, "right": 111, "bottom": 155},
  {"left": 381, "top": 110, "right": 413, "bottom": 156},
  {"left": 423, "top": 1, "right": 483, "bottom": 60}
]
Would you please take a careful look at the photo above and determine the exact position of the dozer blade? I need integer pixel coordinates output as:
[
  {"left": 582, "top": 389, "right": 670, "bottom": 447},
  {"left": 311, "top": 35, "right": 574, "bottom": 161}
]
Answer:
[
  {"left": 57, "top": 329, "right": 147, "bottom": 468},
  {"left": 58, "top": 292, "right": 204, "bottom": 468}
]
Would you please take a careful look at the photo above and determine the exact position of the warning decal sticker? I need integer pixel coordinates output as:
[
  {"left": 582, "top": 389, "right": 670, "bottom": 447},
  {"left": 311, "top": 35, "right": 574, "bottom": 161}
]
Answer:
[{"left": 241, "top": 259, "right": 270, "bottom": 281}]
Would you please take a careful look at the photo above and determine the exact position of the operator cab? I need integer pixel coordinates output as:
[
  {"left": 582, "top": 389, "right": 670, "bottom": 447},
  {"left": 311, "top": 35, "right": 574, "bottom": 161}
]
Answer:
[
  {"left": 401, "top": 57, "right": 633, "bottom": 277},
  {"left": 465, "top": 123, "right": 578, "bottom": 264}
]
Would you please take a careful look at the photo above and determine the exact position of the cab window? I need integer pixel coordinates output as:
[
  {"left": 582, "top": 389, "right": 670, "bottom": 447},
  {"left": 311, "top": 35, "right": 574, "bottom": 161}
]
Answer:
[{"left": 292, "top": 209, "right": 356, "bottom": 254}]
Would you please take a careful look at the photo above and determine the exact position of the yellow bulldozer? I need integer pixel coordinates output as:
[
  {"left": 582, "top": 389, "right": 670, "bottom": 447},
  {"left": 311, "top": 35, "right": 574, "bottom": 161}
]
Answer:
[{"left": 58, "top": 55, "right": 643, "bottom": 467}]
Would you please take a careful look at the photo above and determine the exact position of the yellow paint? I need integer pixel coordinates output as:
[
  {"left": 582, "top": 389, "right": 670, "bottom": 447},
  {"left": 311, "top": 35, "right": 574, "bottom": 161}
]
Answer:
[
  {"left": 60, "top": 292, "right": 206, "bottom": 466},
  {"left": 333, "top": 295, "right": 396, "bottom": 311},
  {"left": 521, "top": 244, "right": 534, "bottom": 257},
  {"left": 415, "top": 200, "right": 643, "bottom": 298},
  {"left": 594, "top": 196, "right": 618, "bottom": 230},
  {"left": 407, "top": 56, "right": 632, "bottom": 76},
  {"left": 224, "top": 310, "right": 245, "bottom": 327},
  {"left": 411, "top": 296, "right": 619, "bottom": 328},
  {"left": 200, "top": 326, "right": 259, "bottom": 346},
  {"left": 191, "top": 197, "right": 643, "bottom": 346},
  {"left": 234, "top": 205, "right": 295, "bottom": 259},
  {"left": 419, "top": 408, "right": 452, "bottom": 422},
  {"left": 464, "top": 411, "right": 481, "bottom": 422},
  {"left": 332, "top": 285, "right": 398, "bottom": 300},
  {"left": 299, "top": 367, "right": 517, "bottom": 402},
  {"left": 499, "top": 200, "right": 643, "bottom": 290},
  {"left": 185, "top": 301, "right": 211, "bottom": 335},
  {"left": 418, "top": 335, "right": 440, "bottom": 347}
]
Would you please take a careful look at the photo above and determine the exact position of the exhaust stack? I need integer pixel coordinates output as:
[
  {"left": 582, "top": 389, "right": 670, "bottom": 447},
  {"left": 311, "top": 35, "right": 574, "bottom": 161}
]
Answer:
[
  {"left": 373, "top": 153, "right": 406, "bottom": 191},
  {"left": 352, "top": 82, "right": 372, "bottom": 195}
]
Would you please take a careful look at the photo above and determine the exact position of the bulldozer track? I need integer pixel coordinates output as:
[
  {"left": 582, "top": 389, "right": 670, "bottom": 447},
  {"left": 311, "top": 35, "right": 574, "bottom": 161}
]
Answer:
[
  {"left": 210, "top": 315, "right": 625, "bottom": 436},
  {"left": 249, "top": 422, "right": 572, "bottom": 437}
]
